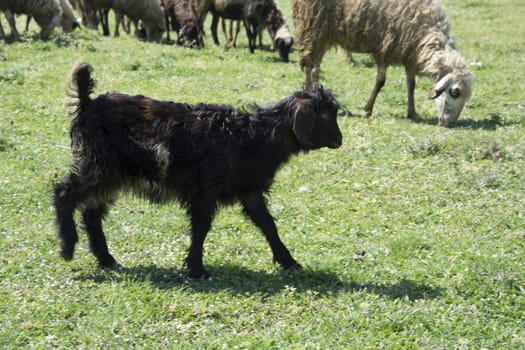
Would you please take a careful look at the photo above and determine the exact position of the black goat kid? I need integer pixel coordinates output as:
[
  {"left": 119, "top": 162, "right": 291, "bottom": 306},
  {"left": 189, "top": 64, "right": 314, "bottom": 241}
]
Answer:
[{"left": 54, "top": 62, "right": 343, "bottom": 278}]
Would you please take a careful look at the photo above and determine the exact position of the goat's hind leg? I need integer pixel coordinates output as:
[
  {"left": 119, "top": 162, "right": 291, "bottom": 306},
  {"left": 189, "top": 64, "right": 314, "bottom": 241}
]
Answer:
[
  {"left": 54, "top": 173, "right": 115, "bottom": 266},
  {"left": 82, "top": 204, "right": 117, "bottom": 267},
  {"left": 54, "top": 175, "right": 81, "bottom": 261},
  {"left": 240, "top": 193, "right": 302, "bottom": 271}
]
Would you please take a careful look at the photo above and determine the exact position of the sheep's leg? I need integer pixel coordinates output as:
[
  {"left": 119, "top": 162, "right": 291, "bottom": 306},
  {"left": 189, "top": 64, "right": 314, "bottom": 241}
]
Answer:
[
  {"left": 225, "top": 19, "right": 230, "bottom": 45},
  {"left": 240, "top": 193, "right": 302, "bottom": 271},
  {"left": 303, "top": 65, "right": 313, "bottom": 90},
  {"left": 185, "top": 203, "right": 215, "bottom": 278},
  {"left": 163, "top": 8, "right": 171, "bottom": 41},
  {"left": 82, "top": 205, "right": 116, "bottom": 268},
  {"left": 25, "top": 16, "right": 31, "bottom": 32},
  {"left": 311, "top": 64, "right": 322, "bottom": 88},
  {"left": 222, "top": 18, "right": 231, "bottom": 47},
  {"left": 244, "top": 20, "right": 256, "bottom": 53},
  {"left": 364, "top": 65, "right": 387, "bottom": 117},
  {"left": 100, "top": 9, "right": 109, "bottom": 36},
  {"left": 255, "top": 29, "right": 263, "bottom": 50},
  {"left": 210, "top": 14, "right": 220, "bottom": 45},
  {"left": 113, "top": 11, "right": 121, "bottom": 37},
  {"left": 405, "top": 69, "right": 419, "bottom": 121},
  {"left": 5, "top": 10, "right": 20, "bottom": 41},
  {"left": 232, "top": 20, "right": 240, "bottom": 48},
  {"left": 0, "top": 19, "right": 5, "bottom": 38},
  {"left": 123, "top": 16, "right": 131, "bottom": 34}
]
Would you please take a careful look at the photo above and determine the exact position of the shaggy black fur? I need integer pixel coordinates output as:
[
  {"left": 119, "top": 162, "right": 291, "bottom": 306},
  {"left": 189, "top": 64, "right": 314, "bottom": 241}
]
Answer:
[{"left": 54, "top": 62, "right": 342, "bottom": 278}]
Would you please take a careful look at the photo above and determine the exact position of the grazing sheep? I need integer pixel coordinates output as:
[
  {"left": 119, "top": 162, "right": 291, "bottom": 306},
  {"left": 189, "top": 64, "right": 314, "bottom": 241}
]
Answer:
[
  {"left": 76, "top": 0, "right": 112, "bottom": 34},
  {"left": 293, "top": 0, "right": 473, "bottom": 126},
  {"left": 188, "top": 0, "right": 213, "bottom": 30},
  {"left": 54, "top": 62, "right": 342, "bottom": 278},
  {"left": 0, "top": 0, "right": 62, "bottom": 40},
  {"left": 209, "top": 0, "right": 246, "bottom": 48},
  {"left": 58, "top": 0, "right": 80, "bottom": 31},
  {"left": 78, "top": 0, "right": 164, "bottom": 41},
  {"left": 162, "top": 0, "right": 203, "bottom": 47},
  {"left": 112, "top": 0, "right": 166, "bottom": 41},
  {"left": 244, "top": 0, "right": 293, "bottom": 62},
  {"left": 25, "top": 0, "right": 80, "bottom": 33}
]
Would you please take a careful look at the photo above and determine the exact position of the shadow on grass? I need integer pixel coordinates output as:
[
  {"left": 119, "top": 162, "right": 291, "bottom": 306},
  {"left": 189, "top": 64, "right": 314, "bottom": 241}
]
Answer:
[
  {"left": 408, "top": 113, "right": 521, "bottom": 131},
  {"left": 74, "top": 263, "right": 443, "bottom": 301}
]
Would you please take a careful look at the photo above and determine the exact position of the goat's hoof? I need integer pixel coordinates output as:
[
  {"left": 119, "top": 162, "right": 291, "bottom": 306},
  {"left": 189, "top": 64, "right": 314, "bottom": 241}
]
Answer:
[
  {"left": 284, "top": 262, "right": 303, "bottom": 271},
  {"left": 60, "top": 248, "right": 74, "bottom": 261},
  {"left": 187, "top": 269, "right": 210, "bottom": 279},
  {"left": 97, "top": 254, "right": 117, "bottom": 268}
]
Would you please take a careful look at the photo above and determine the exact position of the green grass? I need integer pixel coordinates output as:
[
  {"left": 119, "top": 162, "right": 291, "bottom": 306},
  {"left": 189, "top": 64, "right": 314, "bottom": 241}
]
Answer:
[{"left": 1, "top": 0, "right": 524, "bottom": 348}]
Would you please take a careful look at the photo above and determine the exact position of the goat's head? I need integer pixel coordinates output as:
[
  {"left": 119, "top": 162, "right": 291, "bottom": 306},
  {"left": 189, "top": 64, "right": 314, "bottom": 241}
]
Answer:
[
  {"left": 291, "top": 87, "right": 342, "bottom": 149},
  {"left": 428, "top": 71, "right": 473, "bottom": 127}
]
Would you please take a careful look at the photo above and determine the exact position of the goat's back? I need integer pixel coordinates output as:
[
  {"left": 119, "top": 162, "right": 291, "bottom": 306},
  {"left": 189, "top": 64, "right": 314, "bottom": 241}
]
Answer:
[{"left": 70, "top": 91, "right": 296, "bottom": 204}]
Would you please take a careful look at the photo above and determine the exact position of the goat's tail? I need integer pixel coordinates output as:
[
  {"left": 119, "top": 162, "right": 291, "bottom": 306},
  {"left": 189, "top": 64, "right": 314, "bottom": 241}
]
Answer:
[{"left": 67, "top": 61, "right": 96, "bottom": 115}]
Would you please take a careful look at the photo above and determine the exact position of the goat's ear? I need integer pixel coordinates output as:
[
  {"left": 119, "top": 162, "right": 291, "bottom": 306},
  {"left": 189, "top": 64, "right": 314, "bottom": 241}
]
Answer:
[
  {"left": 293, "top": 101, "right": 316, "bottom": 145},
  {"left": 428, "top": 73, "right": 453, "bottom": 100}
]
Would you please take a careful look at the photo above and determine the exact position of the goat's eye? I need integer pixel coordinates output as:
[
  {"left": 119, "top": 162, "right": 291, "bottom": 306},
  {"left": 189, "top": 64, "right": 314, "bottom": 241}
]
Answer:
[{"left": 449, "top": 87, "right": 461, "bottom": 99}]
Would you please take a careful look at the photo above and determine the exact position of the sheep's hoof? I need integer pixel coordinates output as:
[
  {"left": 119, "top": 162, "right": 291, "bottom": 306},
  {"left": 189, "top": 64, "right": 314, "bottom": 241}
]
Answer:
[{"left": 408, "top": 113, "right": 421, "bottom": 121}]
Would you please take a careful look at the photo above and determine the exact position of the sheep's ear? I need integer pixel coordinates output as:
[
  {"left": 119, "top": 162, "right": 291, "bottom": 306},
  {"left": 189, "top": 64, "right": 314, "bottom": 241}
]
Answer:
[
  {"left": 428, "top": 73, "right": 453, "bottom": 100},
  {"left": 293, "top": 102, "right": 316, "bottom": 145}
]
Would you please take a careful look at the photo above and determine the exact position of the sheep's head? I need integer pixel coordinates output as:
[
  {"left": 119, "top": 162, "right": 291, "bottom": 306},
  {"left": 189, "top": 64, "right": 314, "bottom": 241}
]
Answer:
[
  {"left": 274, "top": 25, "right": 293, "bottom": 63},
  {"left": 428, "top": 71, "right": 473, "bottom": 127},
  {"left": 180, "top": 21, "right": 203, "bottom": 48},
  {"left": 292, "top": 87, "right": 342, "bottom": 149},
  {"left": 36, "top": 14, "right": 61, "bottom": 39}
]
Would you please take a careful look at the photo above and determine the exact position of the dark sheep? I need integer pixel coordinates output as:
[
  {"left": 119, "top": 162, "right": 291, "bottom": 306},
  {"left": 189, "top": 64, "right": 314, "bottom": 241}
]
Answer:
[
  {"left": 162, "top": 0, "right": 203, "bottom": 47},
  {"left": 244, "top": 0, "right": 293, "bottom": 62},
  {"left": 54, "top": 62, "right": 343, "bottom": 278},
  {"left": 209, "top": 0, "right": 245, "bottom": 48}
]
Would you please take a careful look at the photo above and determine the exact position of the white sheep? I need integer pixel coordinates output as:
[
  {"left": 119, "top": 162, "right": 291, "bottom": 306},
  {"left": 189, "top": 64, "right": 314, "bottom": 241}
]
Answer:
[
  {"left": 77, "top": 0, "right": 165, "bottom": 41},
  {"left": 292, "top": 0, "right": 473, "bottom": 126},
  {"left": 0, "top": 0, "right": 62, "bottom": 40},
  {"left": 112, "top": 0, "right": 166, "bottom": 41},
  {"left": 23, "top": 0, "right": 80, "bottom": 34},
  {"left": 58, "top": 0, "right": 80, "bottom": 32}
]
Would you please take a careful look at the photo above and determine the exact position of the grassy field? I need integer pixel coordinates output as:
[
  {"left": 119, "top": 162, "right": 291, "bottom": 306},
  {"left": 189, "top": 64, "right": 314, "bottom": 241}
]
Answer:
[{"left": 1, "top": 0, "right": 524, "bottom": 348}]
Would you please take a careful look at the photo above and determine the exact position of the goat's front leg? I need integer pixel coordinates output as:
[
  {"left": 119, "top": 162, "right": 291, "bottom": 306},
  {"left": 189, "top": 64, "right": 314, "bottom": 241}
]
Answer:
[
  {"left": 240, "top": 193, "right": 302, "bottom": 271},
  {"left": 185, "top": 202, "right": 215, "bottom": 278}
]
